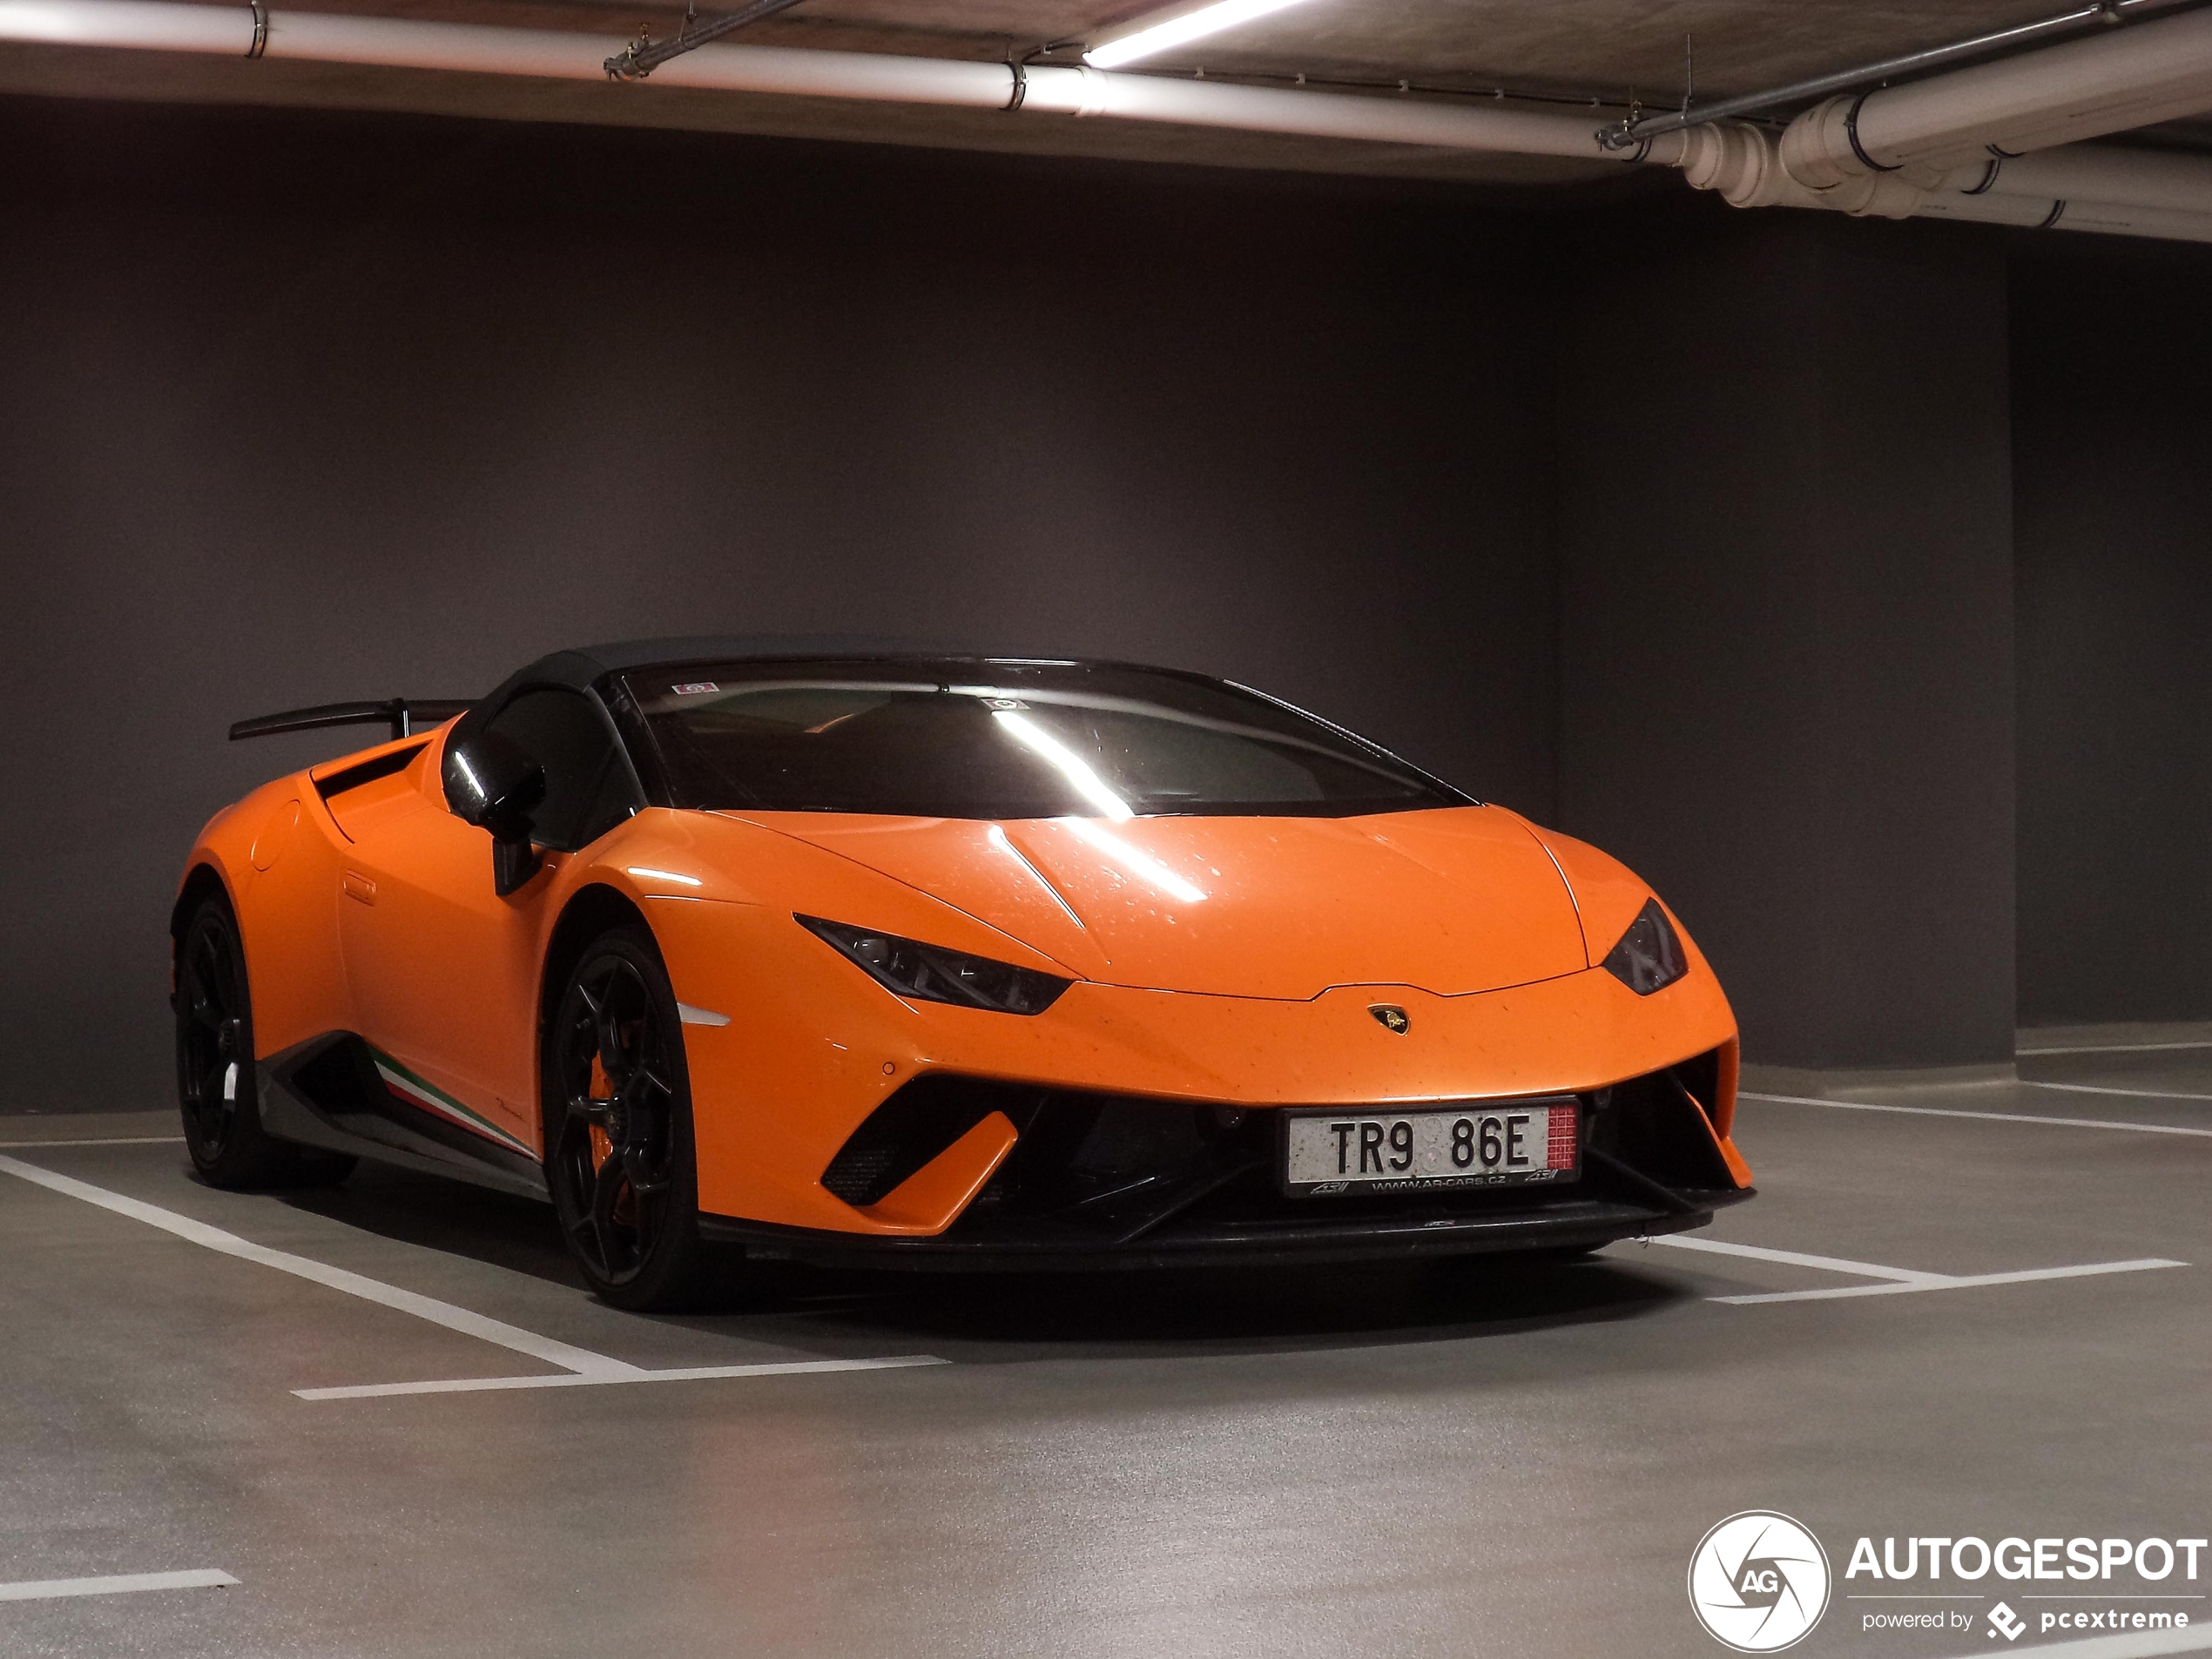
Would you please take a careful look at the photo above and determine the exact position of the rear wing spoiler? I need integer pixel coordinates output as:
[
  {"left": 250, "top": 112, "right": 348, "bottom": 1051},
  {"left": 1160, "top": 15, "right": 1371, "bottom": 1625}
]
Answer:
[{"left": 228, "top": 699, "right": 473, "bottom": 743}]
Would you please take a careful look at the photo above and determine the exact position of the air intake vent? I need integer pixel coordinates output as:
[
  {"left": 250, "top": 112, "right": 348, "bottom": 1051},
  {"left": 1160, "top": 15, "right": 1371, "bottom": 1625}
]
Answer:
[{"left": 820, "top": 1076, "right": 1036, "bottom": 1206}]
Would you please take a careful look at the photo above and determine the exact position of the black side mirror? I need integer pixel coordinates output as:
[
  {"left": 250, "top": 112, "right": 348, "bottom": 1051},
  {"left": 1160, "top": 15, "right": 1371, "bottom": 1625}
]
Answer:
[{"left": 443, "top": 730, "right": 548, "bottom": 896}]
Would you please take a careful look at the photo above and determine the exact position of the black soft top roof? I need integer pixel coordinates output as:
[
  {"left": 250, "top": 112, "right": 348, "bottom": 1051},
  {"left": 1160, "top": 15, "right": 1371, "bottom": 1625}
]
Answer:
[
  {"left": 505, "top": 635, "right": 1061, "bottom": 692},
  {"left": 459, "top": 636, "right": 1112, "bottom": 752}
]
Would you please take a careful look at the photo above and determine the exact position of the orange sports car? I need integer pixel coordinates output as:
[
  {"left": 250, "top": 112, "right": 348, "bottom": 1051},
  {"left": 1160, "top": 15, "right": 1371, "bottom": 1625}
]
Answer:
[{"left": 173, "top": 640, "right": 1751, "bottom": 1309}]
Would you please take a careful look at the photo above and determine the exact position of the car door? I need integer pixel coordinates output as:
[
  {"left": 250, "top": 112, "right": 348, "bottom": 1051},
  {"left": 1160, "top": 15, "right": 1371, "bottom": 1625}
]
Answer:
[{"left": 334, "top": 687, "right": 643, "bottom": 1154}]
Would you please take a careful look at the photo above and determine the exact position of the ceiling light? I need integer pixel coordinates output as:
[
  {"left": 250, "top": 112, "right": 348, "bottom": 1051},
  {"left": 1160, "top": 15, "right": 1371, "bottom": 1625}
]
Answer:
[{"left": 1083, "top": 0, "right": 1317, "bottom": 71}]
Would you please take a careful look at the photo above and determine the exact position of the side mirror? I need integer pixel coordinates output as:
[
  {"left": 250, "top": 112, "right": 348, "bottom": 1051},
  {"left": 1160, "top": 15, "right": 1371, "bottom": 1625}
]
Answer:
[{"left": 443, "top": 731, "right": 548, "bottom": 896}]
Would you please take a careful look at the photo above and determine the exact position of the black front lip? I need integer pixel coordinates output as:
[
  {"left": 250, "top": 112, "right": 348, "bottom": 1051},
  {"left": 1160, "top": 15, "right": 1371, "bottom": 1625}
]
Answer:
[{"left": 699, "top": 1186, "right": 1753, "bottom": 1272}]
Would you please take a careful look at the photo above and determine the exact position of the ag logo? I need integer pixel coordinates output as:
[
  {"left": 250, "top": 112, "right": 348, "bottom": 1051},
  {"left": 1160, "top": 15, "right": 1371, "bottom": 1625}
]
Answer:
[
  {"left": 1368, "top": 1004, "right": 1409, "bottom": 1034},
  {"left": 1688, "top": 1511, "right": 1831, "bottom": 1652}
]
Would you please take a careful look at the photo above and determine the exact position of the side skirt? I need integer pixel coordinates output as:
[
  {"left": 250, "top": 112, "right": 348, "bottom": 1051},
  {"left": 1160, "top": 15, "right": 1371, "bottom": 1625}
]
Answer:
[{"left": 257, "top": 1033, "right": 550, "bottom": 1201}]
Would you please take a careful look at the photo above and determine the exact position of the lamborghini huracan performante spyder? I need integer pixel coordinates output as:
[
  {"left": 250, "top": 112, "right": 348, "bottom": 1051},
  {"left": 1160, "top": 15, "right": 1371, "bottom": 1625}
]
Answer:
[{"left": 173, "top": 640, "right": 1753, "bottom": 1309}]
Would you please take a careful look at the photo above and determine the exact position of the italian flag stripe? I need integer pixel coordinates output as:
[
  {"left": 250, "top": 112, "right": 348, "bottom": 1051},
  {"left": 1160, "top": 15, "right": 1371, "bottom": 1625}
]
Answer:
[{"left": 370, "top": 1049, "right": 536, "bottom": 1159}]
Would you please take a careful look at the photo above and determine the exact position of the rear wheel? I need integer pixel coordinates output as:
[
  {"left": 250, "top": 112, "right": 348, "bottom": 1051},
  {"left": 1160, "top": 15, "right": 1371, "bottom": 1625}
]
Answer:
[
  {"left": 174, "top": 894, "right": 354, "bottom": 1190},
  {"left": 543, "top": 926, "right": 724, "bottom": 1311}
]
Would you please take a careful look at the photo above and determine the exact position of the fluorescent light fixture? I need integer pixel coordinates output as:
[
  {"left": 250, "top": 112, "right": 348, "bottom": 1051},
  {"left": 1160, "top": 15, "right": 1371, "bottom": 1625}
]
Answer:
[
  {"left": 1083, "top": 0, "right": 1316, "bottom": 70},
  {"left": 993, "top": 710, "right": 1134, "bottom": 821}
]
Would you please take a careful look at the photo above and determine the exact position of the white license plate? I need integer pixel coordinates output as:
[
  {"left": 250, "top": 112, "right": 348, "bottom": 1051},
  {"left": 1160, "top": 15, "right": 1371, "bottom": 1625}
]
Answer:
[{"left": 1283, "top": 1099, "right": 1579, "bottom": 1196}]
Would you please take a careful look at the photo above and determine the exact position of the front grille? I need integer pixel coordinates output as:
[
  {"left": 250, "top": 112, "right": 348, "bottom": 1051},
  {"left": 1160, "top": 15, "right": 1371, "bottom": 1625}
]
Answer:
[{"left": 819, "top": 1049, "right": 1735, "bottom": 1245}]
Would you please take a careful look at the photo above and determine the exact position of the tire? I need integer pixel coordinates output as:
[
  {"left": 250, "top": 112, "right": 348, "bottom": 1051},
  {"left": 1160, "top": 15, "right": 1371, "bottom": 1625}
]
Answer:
[
  {"left": 542, "top": 924, "right": 725, "bottom": 1311},
  {"left": 174, "top": 894, "right": 355, "bottom": 1190}
]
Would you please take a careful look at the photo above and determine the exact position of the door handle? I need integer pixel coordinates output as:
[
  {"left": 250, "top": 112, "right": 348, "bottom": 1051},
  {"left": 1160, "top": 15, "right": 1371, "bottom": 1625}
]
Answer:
[{"left": 342, "top": 871, "right": 377, "bottom": 906}]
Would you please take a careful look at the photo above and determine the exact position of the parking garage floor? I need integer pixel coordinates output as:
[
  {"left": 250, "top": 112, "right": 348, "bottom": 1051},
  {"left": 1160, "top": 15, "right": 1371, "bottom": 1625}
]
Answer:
[{"left": 3, "top": 1045, "right": 2205, "bottom": 1659}]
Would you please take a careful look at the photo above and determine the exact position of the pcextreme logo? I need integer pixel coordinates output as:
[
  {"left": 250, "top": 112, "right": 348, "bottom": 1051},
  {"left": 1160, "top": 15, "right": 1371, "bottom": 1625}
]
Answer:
[{"left": 1689, "top": 1512, "right": 1833, "bottom": 1653}]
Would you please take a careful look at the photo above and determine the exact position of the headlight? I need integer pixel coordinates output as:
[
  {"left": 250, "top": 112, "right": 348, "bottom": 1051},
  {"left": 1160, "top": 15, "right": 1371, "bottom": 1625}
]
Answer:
[
  {"left": 796, "top": 914, "right": 1072, "bottom": 1015},
  {"left": 1602, "top": 899, "right": 1688, "bottom": 995}
]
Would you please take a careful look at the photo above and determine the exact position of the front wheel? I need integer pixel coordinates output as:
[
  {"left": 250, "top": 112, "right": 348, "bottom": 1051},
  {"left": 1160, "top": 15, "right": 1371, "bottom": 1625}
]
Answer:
[
  {"left": 175, "top": 894, "right": 354, "bottom": 1190},
  {"left": 543, "top": 926, "right": 723, "bottom": 1311}
]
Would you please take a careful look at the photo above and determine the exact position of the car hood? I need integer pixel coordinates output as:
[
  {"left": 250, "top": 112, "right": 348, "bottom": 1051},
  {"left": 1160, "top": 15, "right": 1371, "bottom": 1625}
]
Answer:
[{"left": 731, "top": 806, "right": 1589, "bottom": 1001}]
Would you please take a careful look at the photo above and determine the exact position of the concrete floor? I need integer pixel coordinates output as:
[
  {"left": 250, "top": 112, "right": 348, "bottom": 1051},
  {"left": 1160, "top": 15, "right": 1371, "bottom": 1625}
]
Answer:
[{"left": 2, "top": 1047, "right": 2206, "bottom": 1659}]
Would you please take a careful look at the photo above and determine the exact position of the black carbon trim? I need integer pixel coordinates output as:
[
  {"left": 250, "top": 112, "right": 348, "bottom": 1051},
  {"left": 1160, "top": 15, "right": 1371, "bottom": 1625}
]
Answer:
[
  {"left": 314, "top": 742, "right": 428, "bottom": 801},
  {"left": 256, "top": 1032, "right": 548, "bottom": 1200},
  {"left": 700, "top": 1191, "right": 1750, "bottom": 1271}
]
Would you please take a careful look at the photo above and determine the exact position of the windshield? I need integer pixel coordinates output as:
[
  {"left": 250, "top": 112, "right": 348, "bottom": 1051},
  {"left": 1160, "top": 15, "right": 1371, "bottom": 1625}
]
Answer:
[{"left": 617, "top": 658, "right": 1466, "bottom": 819}]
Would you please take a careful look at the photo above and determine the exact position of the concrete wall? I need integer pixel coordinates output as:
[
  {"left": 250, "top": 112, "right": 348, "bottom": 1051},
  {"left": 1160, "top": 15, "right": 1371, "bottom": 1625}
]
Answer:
[
  {"left": 2013, "top": 234, "right": 2212, "bottom": 1028},
  {"left": 1554, "top": 204, "right": 2017, "bottom": 1072},
  {"left": 0, "top": 96, "right": 1562, "bottom": 1111}
]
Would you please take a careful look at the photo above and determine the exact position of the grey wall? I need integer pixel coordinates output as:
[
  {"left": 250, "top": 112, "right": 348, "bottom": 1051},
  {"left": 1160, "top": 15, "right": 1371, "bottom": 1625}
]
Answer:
[
  {"left": 2013, "top": 234, "right": 2212, "bottom": 1028},
  {"left": 0, "top": 96, "right": 1563, "bottom": 1112},
  {"left": 1554, "top": 204, "right": 2018, "bottom": 1072},
  {"left": 9, "top": 91, "right": 2210, "bottom": 1107}
]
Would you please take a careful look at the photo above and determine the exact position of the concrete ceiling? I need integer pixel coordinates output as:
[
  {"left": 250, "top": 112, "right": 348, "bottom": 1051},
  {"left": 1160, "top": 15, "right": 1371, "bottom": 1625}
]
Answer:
[{"left": 5, "top": 0, "right": 2209, "bottom": 185}]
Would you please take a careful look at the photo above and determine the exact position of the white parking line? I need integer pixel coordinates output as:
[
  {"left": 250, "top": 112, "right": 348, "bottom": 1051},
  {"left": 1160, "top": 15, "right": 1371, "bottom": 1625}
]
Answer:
[
  {"left": 1740, "top": 1091, "right": 2212, "bottom": 1137},
  {"left": 1710, "top": 1258, "right": 2185, "bottom": 1305},
  {"left": 1939, "top": 1624, "right": 2212, "bottom": 1657},
  {"left": 296, "top": 1355, "right": 948, "bottom": 1399},
  {"left": 2018, "top": 1039, "right": 2212, "bottom": 1056},
  {"left": 2026, "top": 1080, "right": 2212, "bottom": 1104},
  {"left": 1637, "top": 1233, "right": 1939, "bottom": 1284},
  {"left": 1641, "top": 1236, "right": 2186, "bottom": 1305},
  {"left": 0, "top": 1154, "right": 948, "bottom": 1398},
  {"left": 0, "top": 1568, "right": 237, "bottom": 1602},
  {"left": 0, "top": 1137, "right": 187, "bottom": 1149},
  {"left": 0, "top": 1154, "right": 638, "bottom": 1379}
]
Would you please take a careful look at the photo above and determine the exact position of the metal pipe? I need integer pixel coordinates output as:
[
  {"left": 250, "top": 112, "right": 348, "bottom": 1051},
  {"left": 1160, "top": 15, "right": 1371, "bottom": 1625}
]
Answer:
[
  {"left": 1972, "top": 142, "right": 2212, "bottom": 212},
  {"left": 1782, "top": 3, "right": 2212, "bottom": 185},
  {"left": 5, "top": 0, "right": 2209, "bottom": 244},
  {"left": 1916, "top": 185, "right": 2212, "bottom": 239},
  {"left": 0, "top": 0, "right": 1672, "bottom": 163},
  {"left": 603, "top": 0, "right": 804, "bottom": 84},
  {"left": 1599, "top": 0, "right": 2207, "bottom": 150}
]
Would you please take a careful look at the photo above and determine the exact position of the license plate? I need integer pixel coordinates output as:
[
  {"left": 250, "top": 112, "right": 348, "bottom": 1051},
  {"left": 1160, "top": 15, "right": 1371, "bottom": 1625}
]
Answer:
[{"left": 1282, "top": 1098, "right": 1579, "bottom": 1196}]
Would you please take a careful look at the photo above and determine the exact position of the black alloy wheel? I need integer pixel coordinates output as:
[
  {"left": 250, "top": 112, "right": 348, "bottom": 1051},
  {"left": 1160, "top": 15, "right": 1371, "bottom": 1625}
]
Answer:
[
  {"left": 543, "top": 926, "right": 718, "bottom": 1310},
  {"left": 175, "top": 895, "right": 353, "bottom": 1189}
]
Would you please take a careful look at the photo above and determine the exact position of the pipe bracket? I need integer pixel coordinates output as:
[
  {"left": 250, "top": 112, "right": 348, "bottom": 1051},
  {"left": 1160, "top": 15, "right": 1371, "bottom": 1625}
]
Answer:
[
  {"left": 245, "top": 0, "right": 266, "bottom": 58},
  {"left": 1844, "top": 90, "right": 1902, "bottom": 172}
]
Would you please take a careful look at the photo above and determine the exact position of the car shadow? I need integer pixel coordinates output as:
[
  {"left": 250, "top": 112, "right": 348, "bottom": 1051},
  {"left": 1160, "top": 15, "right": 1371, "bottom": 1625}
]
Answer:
[
  {"left": 704, "top": 1253, "right": 1691, "bottom": 1364},
  {"left": 273, "top": 1162, "right": 1695, "bottom": 1361},
  {"left": 273, "top": 1159, "right": 580, "bottom": 1285}
]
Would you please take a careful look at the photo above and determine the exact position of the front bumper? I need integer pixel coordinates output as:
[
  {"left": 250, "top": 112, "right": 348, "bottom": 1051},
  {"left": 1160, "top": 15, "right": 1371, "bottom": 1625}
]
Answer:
[
  {"left": 702, "top": 1189, "right": 1753, "bottom": 1272},
  {"left": 651, "top": 894, "right": 1747, "bottom": 1237},
  {"left": 700, "top": 1054, "right": 1750, "bottom": 1271}
]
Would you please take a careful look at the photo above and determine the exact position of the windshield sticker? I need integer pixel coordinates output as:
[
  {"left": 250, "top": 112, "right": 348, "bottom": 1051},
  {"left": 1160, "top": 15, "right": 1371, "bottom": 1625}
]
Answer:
[{"left": 671, "top": 682, "right": 719, "bottom": 696}]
